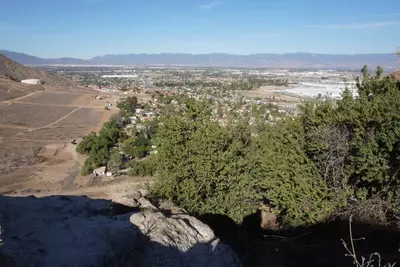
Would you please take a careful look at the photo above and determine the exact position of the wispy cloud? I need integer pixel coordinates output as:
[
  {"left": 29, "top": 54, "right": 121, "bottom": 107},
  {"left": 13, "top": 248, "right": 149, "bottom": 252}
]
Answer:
[
  {"left": 200, "top": 1, "right": 222, "bottom": 9},
  {"left": 322, "top": 21, "right": 398, "bottom": 30}
]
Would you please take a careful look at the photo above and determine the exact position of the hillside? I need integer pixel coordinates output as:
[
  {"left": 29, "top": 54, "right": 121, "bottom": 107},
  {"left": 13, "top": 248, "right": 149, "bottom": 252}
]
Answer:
[
  {"left": 0, "top": 50, "right": 87, "bottom": 65},
  {"left": 0, "top": 54, "right": 74, "bottom": 86},
  {"left": 1, "top": 50, "right": 399, "bottom": 68},
  {"left": 0, "top": 54, "right": 75, "bottom": 100}
]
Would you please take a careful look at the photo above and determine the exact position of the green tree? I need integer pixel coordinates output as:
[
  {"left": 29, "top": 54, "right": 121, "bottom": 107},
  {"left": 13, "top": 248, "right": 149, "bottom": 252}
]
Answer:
[
  {"left": 300, "top": 66, "right": 400, "bottom": 201},
  {"left": 107, "top": 150, "right": 124, "bottom": 172},
  {"left": 76, "top": 132, "right": 98, "bottom": 154},
  {"left": 117, "top": 96, "right": 138, "bottom": 115},
  {"left": 248, "top": 119, "right": 340, "bottom": 226}
]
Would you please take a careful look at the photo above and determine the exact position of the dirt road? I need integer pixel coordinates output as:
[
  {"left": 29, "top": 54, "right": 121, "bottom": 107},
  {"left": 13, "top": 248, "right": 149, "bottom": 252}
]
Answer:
[{"left": 0, "top": 84, "right": 146, "bottom": 199}]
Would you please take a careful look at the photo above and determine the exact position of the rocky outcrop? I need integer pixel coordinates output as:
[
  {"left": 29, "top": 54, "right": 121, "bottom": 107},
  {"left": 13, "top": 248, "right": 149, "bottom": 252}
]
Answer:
[
  {"left": 0, "top": 195, "right": 241, "bottom": 267},
  {"left": 130, "top": 210, "right": 239, "bottom": 267}
]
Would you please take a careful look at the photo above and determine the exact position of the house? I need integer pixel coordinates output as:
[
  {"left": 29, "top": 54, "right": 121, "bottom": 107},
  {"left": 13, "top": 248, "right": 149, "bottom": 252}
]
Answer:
[
  {"left": 93, "top": 166, "right": 106, "bottom": 177},
  {"left": 21, "top": 79, "right": 41, "bottom": 85}
]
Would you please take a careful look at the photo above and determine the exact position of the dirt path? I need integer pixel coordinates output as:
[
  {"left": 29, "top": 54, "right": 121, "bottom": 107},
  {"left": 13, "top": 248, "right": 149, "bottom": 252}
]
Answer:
[
  {"left": 7, "top": 101, "right": 106, "bottom": 109},
  {"left": 0, "top": 85, "right": 150, "bottom": 200},
  {"left": 0, "top": 124, "right": 30, "bottom": 129},
  {"left": 32, "top": 107, "right": 82, "bottom": 131},
  {"left": 0, "top": 101, "right": 12, "bottom": 110},
  {"left": 8, "top": 85, "right": 47, "bottom": 103}
]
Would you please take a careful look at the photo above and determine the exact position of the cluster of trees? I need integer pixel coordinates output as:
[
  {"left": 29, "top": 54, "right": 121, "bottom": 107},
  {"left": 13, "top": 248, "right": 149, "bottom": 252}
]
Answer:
[
  {"left": 77, "top": 96, "right": 156, "bottom": 175},
  {"left": 77, "top": 116, "right": 128, "bottom": 175},
  {"left": 225, "top": 77, "right": 289, "bottom": 91},
  {"left": 150, "top": 67, "right": 400, "bottom": 226},
  {"left": 154, "top": 80, "right": 223, "bottom": 88},
  {"left": 117, "top": 96, "right": 139, "bottom": 115},
  {"left": 154, "top": 77, "right": 288, "bottom": 91}
]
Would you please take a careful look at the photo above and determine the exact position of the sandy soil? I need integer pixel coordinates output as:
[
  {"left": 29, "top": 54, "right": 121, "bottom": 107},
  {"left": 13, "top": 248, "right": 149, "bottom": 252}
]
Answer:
[{"left": 0, "top": 84, "right": 152, "bottom": 200}]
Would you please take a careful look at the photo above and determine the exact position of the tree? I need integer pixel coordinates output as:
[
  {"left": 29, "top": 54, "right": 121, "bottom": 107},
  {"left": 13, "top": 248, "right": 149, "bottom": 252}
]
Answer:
[
  {"left": 107, "top": 150, "right": 124, "bottom": 172},
  {"left": 122, "top": 132, "right": 151, "bottom": 159},
  {"left": 77, "top": 113, "right": 127, "bottom": 175},
  {"left": 248, "top": 119, "right": 339, "bottom": 226},
  {"left": 117, "top": 96, "right": 138, "bottom": 115},
  {"left": 300, "top": 66, "right": 400, "bottom": 202},
  {"left": 76, "top": 132, "right": 98, "bottom": 154},
  {"left": 152, "top": 115, "right": 257, "bottom": 222},
  {"left": 151, "top": 107, "right": 336, "bottom": 225}
]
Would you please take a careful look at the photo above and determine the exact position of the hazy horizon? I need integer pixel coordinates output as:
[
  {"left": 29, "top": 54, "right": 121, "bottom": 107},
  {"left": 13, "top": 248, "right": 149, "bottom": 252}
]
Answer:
[{"left": 1, "top": 49, "right": 398, "bottom": 60}]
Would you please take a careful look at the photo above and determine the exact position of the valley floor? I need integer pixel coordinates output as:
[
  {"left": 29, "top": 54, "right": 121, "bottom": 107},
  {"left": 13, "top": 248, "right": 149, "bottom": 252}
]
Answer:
[{"left": 0, "top": 85, "right": 152, "bottom": 199}]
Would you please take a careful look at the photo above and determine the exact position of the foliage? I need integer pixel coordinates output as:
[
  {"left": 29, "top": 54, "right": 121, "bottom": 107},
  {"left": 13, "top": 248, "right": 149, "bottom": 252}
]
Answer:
[
  {"left": 128, "top": 158, "right": 156, "bottom": 177},
  {"left": 151, "top": 114, "right": 257, "bottom": 222},
  {"left": 150, "top": 69, "right": 400, "bottom": 226},
  {"left": 117, "top": 96, "right": 138, "bottom": 115},
  {"left": 107, "top": 150, "right": 124, "bottom": 172},
  {"left": 77, "top": 115, "right": 127, "bottom": 175},
  {"left": 248, "top": 119, "right": 341, "bottom": 226},
  {"left": 300, "top": 67, "right": 400, "bottom": 202},
  {"left": 151, "top": 97, "right": 339, "bottom": 224},
  {"left": 122, "top": 132, "right": 151, "bottom": 159}
]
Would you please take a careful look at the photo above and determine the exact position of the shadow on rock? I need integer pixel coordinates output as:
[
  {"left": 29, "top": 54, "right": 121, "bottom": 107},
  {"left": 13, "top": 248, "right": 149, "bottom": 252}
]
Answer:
[{"left": 0, "top": 195, "right": 241, "bottom": 267}]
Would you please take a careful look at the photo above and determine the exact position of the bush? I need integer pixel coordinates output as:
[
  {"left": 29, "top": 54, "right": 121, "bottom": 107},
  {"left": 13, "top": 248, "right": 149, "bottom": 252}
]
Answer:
[
  {"left": 300, "top": 67, "right": 400, "bottom": 207},
  {"left": 248, "top": 119, "right": 342, "bottom": 226},
  {"left": 128, "top": 159, "right": 155, "bottom": 177},
  {"left": 151, "top": 112, "right": 337, "bottom": 225}
]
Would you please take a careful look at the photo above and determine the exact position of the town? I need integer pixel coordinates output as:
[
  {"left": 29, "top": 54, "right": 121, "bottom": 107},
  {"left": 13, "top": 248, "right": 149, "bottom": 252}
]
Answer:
[{"left": 37, "top": 65, "right": 363, "bottom": 179}]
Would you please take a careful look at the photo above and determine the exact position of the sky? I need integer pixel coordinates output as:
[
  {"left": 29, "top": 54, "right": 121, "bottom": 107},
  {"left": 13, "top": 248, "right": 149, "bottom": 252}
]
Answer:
[{"left": 1, "top": 0, "right": 399, "bottom": 58}]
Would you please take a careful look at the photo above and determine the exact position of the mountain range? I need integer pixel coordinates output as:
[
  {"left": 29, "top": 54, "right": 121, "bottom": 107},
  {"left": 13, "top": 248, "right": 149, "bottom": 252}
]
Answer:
[{"left": 1, "top": 50, "right": 399, "bottom": 69}]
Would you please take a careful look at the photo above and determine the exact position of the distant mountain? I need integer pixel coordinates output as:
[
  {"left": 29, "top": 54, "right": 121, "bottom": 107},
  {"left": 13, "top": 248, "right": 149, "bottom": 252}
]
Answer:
[
  {"left": 1, "top": 50, "right": 399, "bottom": 68},
  {"left": 0, "top": 50, "right": 87, "bottom": 65}
]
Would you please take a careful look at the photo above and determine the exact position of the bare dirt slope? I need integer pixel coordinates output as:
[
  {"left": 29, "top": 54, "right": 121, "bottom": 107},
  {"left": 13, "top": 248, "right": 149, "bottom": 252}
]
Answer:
[
  {"left": 0, "top": 54, "right": 139, "bottom": 199},
  {"left": 0, "top": 54, "right": 78, "bottom": 101},
  {"left": 0, "top": 54, "right": 74, "bottom": 86}
]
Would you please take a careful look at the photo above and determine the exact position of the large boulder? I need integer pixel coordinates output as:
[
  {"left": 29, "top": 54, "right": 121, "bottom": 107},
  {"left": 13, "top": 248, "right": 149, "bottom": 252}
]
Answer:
[
  {"left": 130, "top": 210, "right": 241, "bottom": 267},
  {"left": 0, "top": 195, "right": 241, "bottom": 267}
]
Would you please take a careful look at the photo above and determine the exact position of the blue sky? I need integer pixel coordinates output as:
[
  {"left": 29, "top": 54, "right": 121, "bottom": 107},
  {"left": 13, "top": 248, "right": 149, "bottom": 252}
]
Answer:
[{"left": 1, "top": 0, "right": 399, "bottom": 58}]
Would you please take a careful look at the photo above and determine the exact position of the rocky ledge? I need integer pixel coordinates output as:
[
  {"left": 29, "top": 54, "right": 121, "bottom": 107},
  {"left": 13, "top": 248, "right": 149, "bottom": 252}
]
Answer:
[{"left": 0, "top": 194, "right": 241, "bottom": 267}]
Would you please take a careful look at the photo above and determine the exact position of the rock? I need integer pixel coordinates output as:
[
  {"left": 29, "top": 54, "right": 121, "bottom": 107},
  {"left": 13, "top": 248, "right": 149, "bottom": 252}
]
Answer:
[
  {"left": 130, "top": 209, "right": 241, "bottom": 267},
  {"left": 158, "top": 199, "right": 186, "bottom": 213},
  {"left": 112, "top": 194, "right": 140, "bottom": 208},
  {"left": 137, "top": 197, "right": 157, "bottom": 209},
  {"left": 131, "top": 190, "right": 142, "bottom": 200},
  {"left": 0, "top": 195, "right": 241, "bottom": 267},
  {"left": 138, "top": 188, "right": 149, "bottom": 197},
  {"left": 259, "top": 204, "right": 279, "bottom": 230}
]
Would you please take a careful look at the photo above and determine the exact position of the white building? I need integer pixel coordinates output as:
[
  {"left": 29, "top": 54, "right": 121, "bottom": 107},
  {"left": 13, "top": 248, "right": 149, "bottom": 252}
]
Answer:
[
  {"left": 93, "top": 166, "right": 106, "bottom": 176},
  {"left": 21, "top": 79, "right": 41, "bottom": 85}
]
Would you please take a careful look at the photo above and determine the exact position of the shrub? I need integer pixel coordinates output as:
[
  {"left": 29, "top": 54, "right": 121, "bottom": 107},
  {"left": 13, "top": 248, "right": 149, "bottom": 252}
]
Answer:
[
  {"left": 128, "top": 159, "right": 155, "bottom": 177},
  {"left": 151, "top": 113, "right": 338, "bottom": 225}
]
